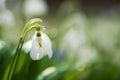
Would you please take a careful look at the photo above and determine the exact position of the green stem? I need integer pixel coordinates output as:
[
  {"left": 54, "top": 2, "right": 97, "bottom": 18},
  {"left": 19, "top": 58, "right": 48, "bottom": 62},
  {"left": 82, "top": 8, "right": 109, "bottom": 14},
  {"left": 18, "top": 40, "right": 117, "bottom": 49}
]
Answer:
[
  {"left": 5, "top": 18, "right": 43, "bottom": 80},
  {"left": 7, "top": 38, "right": 23, "bottom": 80},
  {"left": 12, "top": 40, "right": 24, "bottom": 79}
]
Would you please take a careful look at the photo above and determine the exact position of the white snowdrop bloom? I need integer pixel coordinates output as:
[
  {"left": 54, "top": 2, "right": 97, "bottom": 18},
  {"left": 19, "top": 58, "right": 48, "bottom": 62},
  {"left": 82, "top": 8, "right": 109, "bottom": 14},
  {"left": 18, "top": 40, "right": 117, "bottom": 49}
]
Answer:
[{"left": 30, "top": 31, "right": 52, "bottom": 60}]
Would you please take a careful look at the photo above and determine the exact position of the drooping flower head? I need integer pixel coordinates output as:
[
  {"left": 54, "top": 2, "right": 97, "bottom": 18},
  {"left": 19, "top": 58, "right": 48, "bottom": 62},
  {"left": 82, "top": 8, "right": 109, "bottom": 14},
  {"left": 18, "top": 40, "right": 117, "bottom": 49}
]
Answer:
[{"left": 30, "top": 30, "right": 52, "bottom": 60}]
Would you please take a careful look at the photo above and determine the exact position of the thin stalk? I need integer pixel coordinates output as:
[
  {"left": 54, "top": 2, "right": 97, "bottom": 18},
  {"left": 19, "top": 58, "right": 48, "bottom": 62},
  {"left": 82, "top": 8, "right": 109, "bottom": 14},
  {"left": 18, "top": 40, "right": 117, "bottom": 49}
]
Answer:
[
  {"left": 4, "top": 18, "right": 42, "bottom": 80},
  {"left": 7, "top": 32, "right": 29, "bottom": 80},
  {"left": 7, "top": 38, "right": 22, "bottom": 80},
  {"left": 11, "top": 39, "right": 24, "bottom": 80}
]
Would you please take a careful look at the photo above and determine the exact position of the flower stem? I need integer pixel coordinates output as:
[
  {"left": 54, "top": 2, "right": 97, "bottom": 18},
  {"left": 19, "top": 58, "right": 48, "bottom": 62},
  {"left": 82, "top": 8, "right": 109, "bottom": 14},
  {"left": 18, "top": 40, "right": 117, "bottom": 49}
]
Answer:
[
  {"left": 3, "top": 18, "right": 43, "bottom": 80},
  {"left": 7, "top": 38, "right": 24, "bottom": 80}
]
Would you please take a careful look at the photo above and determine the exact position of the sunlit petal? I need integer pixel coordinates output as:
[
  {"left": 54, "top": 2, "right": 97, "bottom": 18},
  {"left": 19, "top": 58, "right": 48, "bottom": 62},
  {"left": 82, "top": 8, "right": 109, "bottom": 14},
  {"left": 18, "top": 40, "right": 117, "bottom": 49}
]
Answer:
[
  {"left": 30, "top": 31, "right": 52, "bottom": 60},
  {"left": 30, "top": 36, "right": 44, "bottom": 60},
  {"left": 41, "top": 31, "right": 52, "bottom": 58}
]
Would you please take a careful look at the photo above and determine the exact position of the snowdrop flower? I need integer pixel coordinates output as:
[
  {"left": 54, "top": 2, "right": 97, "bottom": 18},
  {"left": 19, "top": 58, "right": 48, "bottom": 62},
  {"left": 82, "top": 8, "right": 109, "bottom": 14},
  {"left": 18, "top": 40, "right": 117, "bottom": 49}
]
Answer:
[{"left": 30, "top": 31, "right": 52, "bottom": 60}]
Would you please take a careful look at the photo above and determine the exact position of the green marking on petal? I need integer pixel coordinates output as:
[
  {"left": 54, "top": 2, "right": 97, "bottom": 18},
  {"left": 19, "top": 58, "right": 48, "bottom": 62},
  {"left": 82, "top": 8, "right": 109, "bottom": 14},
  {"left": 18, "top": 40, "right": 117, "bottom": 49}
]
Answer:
[
  {"left": 36, "top": 32, "right": 41, "bottom": 37},
  {"left": 39, "top": 43, "right": 42, "bottom": 48}
]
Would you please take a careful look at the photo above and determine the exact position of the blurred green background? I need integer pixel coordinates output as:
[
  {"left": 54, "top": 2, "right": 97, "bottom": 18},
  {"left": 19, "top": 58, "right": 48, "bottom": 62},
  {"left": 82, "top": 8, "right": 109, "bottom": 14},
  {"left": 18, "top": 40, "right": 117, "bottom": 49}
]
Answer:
[{"left": 0, "top": 0, "right": 120, "bottom": 80}]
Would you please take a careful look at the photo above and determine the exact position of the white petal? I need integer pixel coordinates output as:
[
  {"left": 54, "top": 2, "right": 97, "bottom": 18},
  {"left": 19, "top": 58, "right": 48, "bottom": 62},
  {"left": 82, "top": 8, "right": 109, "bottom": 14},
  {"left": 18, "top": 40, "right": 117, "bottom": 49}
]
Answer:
[
  {"left": 30, "top": 36, "right": 44, "bottom": 60},
  {"left": 41, "top": 32, "right": 52, "bottom": 58},
  {"left": 23, "top": 40, "right": 32, "bottom": 53}
]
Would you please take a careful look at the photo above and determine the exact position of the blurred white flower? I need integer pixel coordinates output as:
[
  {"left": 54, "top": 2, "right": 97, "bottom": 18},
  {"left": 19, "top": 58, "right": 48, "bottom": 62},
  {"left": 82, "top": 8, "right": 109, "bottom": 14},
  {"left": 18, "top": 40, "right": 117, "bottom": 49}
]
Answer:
[
  {"left": 42, "top": 67, "right": 56, "bottom": 76},
  {"left": 23, "top": 40, "right": 32, "bottom": 53},
  {"left": 23, "top": 0, "right": 48, "bottom": 17},
  {"left": 76, "top": 45, "right": 98, "bottom": 67},
  {"left": 61, "top": 28, "right": 86, "bottom": 53},
  {"left": 91, "top": 18, "right": 119, "bottom": 51},
  {"left": 0, "top": 40, "right": 6, "bottom": 50},
  {"left": 0, "top": 10, "right": 15, "bottom": 27},
  {"left": 60, "top": 13, "right": 87, "bottom": 52},
  {"left": 37, "top": 67, "right": 56, "bottom": 80},
  {"left": 30, "top": 31, "right": 52, "bottom": 60},
  {"left": 0, "top": 0, "right": 6, "bottom": 10}
]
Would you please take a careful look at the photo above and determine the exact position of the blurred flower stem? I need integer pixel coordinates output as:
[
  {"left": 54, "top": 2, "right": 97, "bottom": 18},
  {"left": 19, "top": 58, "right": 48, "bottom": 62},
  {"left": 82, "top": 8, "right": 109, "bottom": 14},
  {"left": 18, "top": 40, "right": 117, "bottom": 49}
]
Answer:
[{"left": 2, "top": 18, "right": 42, "bottom": 80}]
